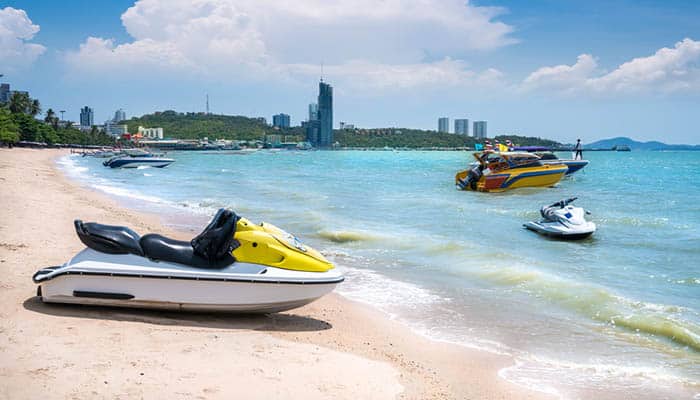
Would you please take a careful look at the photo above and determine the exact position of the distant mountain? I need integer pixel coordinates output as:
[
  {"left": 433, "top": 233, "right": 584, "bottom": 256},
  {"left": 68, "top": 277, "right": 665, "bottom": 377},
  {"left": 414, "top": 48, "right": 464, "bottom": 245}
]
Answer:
[{"left": 585, "top": 136, "right": 700, "bottom": 151}]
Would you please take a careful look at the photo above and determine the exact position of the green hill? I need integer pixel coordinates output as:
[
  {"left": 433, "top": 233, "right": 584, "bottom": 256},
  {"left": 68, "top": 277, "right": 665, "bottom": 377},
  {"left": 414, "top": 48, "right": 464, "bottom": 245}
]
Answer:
[
  {"left": 124, "top": 111, "right": 276, "bottom": 140},
  {"left": 335, "top": 128, "right": 474, "bottom": 148},
  {"left": 585, "top": 136, "right": 700, "bottom": 150},
  {"left": 124, "top": 111, "right": 565, "bottom": 149}
]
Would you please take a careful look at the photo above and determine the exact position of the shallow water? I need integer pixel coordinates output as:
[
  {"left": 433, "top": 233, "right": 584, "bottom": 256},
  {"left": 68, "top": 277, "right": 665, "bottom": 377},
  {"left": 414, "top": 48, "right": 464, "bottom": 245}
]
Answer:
[{"left": 59, "top": 150, "right": 700, "bottom": 399}]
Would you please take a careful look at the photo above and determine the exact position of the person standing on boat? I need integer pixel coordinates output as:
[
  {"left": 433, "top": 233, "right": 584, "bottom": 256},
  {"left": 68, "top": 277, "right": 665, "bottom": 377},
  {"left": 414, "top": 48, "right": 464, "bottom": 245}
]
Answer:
[{"left": 574, "top": 139, "right": 583, "bottom": 160}]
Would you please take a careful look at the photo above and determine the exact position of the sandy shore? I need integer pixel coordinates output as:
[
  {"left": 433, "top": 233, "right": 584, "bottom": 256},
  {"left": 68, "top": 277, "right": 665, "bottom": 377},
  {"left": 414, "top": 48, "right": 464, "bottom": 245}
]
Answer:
[{"left": 0, "top": 148, "right": 550, "bottom": 399}]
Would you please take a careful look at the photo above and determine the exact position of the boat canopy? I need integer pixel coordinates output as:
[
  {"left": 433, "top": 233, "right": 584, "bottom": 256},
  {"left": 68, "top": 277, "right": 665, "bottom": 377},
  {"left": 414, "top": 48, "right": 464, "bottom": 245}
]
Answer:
[{"left": 473, "top": 151, "right": 543, "bottom": 170}]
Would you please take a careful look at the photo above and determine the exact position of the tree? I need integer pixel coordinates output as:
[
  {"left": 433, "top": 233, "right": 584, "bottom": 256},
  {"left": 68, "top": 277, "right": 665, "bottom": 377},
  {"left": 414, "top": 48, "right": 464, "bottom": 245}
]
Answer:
[
  {"left": 45, "top": 108, "right": 59, "bottom": 130},
  {"left": 12, "top": 113, "right": 43, "bottom": 142},
  {"left": 30, "top": 99, "right": 41, "bottom": 117},
  {"left": 8, "top": 92, "right": 31, "bottom": 114},
  {"left": 0, "top": 108, "right": 20, "bottom": 144}
]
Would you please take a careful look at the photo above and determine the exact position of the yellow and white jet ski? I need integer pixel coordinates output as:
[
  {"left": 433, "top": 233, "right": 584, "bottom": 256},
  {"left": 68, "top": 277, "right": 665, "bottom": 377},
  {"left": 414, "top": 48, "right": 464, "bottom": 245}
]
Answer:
[{"left": 33, "top": 209, "right": 343, "bottom": 313}]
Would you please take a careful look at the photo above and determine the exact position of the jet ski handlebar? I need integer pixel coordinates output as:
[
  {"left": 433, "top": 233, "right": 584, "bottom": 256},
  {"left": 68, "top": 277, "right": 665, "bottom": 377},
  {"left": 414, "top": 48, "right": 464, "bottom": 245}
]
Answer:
[{"left": 547, "top": 197, "right": 578, "bottom": 209}]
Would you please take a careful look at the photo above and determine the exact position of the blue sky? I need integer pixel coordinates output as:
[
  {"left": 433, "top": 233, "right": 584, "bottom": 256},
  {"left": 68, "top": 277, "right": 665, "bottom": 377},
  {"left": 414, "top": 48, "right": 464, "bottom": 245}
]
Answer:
[{"left": 2, "top": 0, "right": 699, "bottom": 144}]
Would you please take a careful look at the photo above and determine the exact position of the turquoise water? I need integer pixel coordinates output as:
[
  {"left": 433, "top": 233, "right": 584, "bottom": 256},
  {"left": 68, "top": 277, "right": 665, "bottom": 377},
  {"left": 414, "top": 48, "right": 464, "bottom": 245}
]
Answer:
[{"left": 60, "top": 150, "right": 700, "bottom": 399}]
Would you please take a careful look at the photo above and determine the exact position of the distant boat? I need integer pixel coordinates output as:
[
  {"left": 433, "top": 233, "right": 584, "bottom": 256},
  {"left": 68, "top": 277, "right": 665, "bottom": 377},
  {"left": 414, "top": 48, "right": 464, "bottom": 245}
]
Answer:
[
  {"left": 103, "top": 149, "right": 174, "bottom": 168},
  {"left": 228, "top": 148, "right": 259, "bottom": 155},
  {"left": 613, "top": 145, "right": 631, "bottom": 152}
]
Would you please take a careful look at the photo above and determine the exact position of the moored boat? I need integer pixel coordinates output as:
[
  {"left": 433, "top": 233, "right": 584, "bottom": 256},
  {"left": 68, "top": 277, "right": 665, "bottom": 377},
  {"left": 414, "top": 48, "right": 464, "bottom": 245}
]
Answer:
[
  {"left": 103, "top": 149, "right": 174, "bottom": 168},
  {"left": 456, "top": 151, "right": 568, "bottom": 192}
]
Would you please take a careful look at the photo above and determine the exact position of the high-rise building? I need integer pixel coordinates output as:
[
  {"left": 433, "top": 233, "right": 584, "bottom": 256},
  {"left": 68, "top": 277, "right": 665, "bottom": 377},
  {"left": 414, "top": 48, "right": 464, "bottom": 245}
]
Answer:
[
  {"left": 454, "top": 119, "right": 469, "bottom": 135},
  {"left": 272, "top": 113, "right": 291, "bottom": 128},
  {"left": 438, "top": 117, "right": 449, "bottom": 133},
  {"left": 305, "top": 119, "right": 320, "bottom": 145},
  {"left": 0, "top": 83, "right": 10, "bottom": 103},
  {"left": 473, "top": 121, "right": 488, "bottom": 139},
  {"left": 113, "top": 108, "right": 126, "bottom": 123},
  {"left": 80, "top": 106, "right": 94, "bottom": 127},
  {"left": 308, "top": 103, "right": 319, "bottom": 121},
  {"left": 317, "top": 81, "right": 333, "bottom": 147}
]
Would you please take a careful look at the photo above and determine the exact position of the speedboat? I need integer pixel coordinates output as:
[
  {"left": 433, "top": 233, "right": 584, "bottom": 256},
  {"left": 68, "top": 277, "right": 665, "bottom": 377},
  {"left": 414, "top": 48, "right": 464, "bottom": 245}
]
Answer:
[
  {"left": 456, "top": 151, "right": 568, "bottom": 192},
  {"left": 83, "top": 149, "right": 117, "bottom": 158},
  {"left": 511, "top": 147, "right": 588, "bottom": 175},
  {"left": 524, "top": 197, "right": 596, "bottom": 240},
  {"left": 103, "top": 149, "right": 174, "bottom": 168},
  {"left": 32, "top": 209, "right": 343, "bottom": 313},
  {"left": 535, "top": 152, "right": 588, "bottom": 175}
]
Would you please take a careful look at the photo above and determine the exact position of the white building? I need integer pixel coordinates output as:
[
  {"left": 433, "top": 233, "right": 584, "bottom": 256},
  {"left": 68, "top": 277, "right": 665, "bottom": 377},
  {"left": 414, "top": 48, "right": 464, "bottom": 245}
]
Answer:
[
  {"left": 473, "top": 121, "right": 487, "bottom": 139},
  {"left": 138, "top": 126, "right": 164, "bottom": 139},
  {"left": 454, "top": 119, "right": 469, "bottom": 135},
  {"left": 438, "top": 117, "right": 449, "bottom": 133}
]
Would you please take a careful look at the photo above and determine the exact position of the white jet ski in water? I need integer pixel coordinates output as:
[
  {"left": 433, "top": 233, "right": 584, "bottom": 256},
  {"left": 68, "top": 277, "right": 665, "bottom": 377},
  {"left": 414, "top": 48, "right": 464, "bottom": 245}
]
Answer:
[
  {"left": 524, "top": 197, "right": 596, "bottom": 240},
  {"left": 33, "top": 209, "right": 343, "bottom": 313}
]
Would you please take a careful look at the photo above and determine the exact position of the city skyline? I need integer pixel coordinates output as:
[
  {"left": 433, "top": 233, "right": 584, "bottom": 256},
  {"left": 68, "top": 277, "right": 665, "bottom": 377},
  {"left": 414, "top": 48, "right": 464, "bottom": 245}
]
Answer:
[{"left": 2, "top": 1, "right": 700, "bottom": 144}]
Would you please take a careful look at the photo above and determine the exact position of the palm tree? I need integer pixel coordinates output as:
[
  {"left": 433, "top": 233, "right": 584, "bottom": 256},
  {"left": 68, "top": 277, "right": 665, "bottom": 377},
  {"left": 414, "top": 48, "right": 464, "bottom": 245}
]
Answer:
[
  {"left": 45, "top": 108, "right": 59, "bottom": 130},
  {"left": 8, "top": 92, "right": 30, "bottom": 114},
  {"left": 30, "top": 99, "right": 41, "bottom": 117},
  {"left": 44, "top": 108, "right": 55, "bottom": 123}
]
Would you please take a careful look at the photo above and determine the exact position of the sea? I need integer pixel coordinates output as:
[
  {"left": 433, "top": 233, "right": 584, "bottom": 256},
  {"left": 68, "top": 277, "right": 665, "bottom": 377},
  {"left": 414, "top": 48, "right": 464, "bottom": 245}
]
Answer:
[{"left": 58, "top": 149, "right": 700, "bottom": 399}]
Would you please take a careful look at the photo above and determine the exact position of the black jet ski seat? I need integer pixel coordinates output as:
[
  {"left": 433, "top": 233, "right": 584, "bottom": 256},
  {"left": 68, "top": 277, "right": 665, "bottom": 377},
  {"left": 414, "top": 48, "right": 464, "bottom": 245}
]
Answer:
[
  {"left": 74, "top": 209, "right": 240, "bottom": 269},
  {"left": 140, "top": 209, "right": 240, "bottom": 269},
  {"left": 75, "top": 220, "right": 144, "bottom": 256}
]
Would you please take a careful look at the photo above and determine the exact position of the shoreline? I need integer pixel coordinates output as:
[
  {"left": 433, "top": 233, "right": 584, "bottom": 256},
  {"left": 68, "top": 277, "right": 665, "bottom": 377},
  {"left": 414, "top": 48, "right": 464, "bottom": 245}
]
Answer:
[{"left": 0, "top": 148, "right": 550, "bottom": 399}]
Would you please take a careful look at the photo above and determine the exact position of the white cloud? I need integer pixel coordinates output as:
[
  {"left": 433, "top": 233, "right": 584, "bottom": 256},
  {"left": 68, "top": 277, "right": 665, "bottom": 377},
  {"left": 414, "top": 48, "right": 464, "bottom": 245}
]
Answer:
[
  {"left": 0, "top": 7, "right": 46, "bottom": 70},
  {"left": 65, "top": 0, "right": 515, "bottom": 89},
  {"left": 522, "top": 38, "right": 700, "bottom": 94},
  {"left": 522, "top": 54, "right": 597, "bottom": 92},
  {"left": 286, "top": 59, "right": 505, "bottom": 91},
  {"left": 588, "top": 38, "right": 700, "bottom": 93}
]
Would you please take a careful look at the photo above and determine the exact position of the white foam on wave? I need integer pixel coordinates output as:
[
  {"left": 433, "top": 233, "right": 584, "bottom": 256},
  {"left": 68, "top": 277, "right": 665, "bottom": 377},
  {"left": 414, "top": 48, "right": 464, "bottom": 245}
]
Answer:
[
  {"left": 335, "top": 265, "right": 447, "bottom": 313},
  {"left": 499, "top": 354, "right": 700, "bottom": 399},
  {"left": 56, "top": 154, "right": 90, "bottom": 180},
  {"left": 91, "top": 183, "right": 170, "bottom": 204}
]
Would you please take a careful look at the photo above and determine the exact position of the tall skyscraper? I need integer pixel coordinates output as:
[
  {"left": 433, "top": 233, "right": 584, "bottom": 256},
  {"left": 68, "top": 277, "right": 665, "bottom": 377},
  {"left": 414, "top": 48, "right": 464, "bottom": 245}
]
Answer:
[
  {"left": 272, "top": 113, "right": 291, "bottom": 128},
  {"left": 0, "top": 83, "right": 10, "bottom": 103},
  {"left": 80, "top": 106, "right": 94, "bottom": 127},
  {"left": 455, "top": 119, "right": 469, "bottom": 135},
  {"left": 438, "top": 117, "right": 449, "bottom": 133},
  {"left": 308, "top": 103, "right": 319, "bottom": 121},
  {"left": 113, "top": 108, "right": 126, "bottom": 122},
  {"left": 473, "top": 121, "right": 488, "bottom": 139},
  {"left": 317, "top": 81, "right": 333, "bottom": 147}
]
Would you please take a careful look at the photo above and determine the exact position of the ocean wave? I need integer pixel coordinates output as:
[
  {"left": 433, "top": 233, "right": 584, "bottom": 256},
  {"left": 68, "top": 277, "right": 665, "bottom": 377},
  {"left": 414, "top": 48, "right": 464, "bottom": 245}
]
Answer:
[
  {"left": 500, "top": 355, "right": 700, "bottom": 399},
  {"left": 475, "top": 265, "right": 700, "bottom": 352},
  {"left": 332, "top": 262, "right": 449, "bottom": 319},
  {"left": 316, "top": 229, "right": 382, "bottom": 243},
  {"left": 599, "top": 216, "right": 670, "bottom": 228},
  {"left": 91, "top": 184, "right": 171, "bottom": 205}
]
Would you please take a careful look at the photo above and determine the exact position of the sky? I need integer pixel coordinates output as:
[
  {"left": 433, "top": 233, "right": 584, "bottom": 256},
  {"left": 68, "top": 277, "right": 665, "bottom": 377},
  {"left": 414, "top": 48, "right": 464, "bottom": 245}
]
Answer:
[{"left": 1, "top": 0, "right": 699, "bottom": 144}]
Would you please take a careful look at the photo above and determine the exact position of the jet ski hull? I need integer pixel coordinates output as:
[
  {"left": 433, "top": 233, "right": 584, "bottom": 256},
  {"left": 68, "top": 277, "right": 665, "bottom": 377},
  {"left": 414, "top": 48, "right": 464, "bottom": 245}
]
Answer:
[
  {"left": 33, "top": 249, "right": 343, "bottom": 313},
  {"left": 523, "top": 221, "right": 596, "bottom": 240}
]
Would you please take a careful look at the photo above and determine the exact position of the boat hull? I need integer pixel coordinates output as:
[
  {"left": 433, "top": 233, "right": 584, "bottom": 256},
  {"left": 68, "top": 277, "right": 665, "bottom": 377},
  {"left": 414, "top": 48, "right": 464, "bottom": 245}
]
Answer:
[
  {"left": 38, "top": 275, "right": 337, "bottom": 313},
  {"left": 456, "top": 164, "right": 567, "bottom": 192},
  {"left": 542, "top": 159, "right": 589, "bottom": 175},
  {"left": 33, "top": 249, "right": 343, "bottom": 313},
  {"left": 523, "top": 221, "right": 596, "bottom": 240},
  {"left": 105, "top": 158, "right": 174, "bottom": 168}
]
